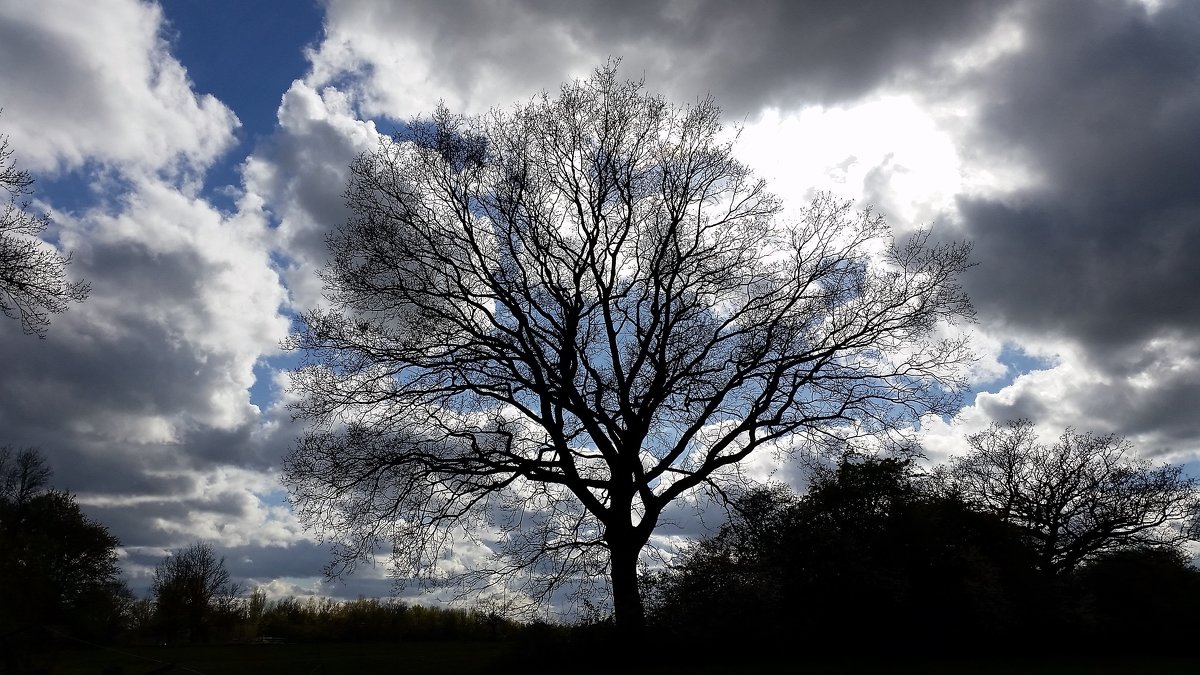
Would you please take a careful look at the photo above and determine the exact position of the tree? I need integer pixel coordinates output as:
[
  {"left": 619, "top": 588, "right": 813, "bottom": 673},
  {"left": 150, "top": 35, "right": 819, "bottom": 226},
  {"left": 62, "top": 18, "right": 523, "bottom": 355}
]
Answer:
[
  {"left": 1075, "top": 546, "right": 1200, "bottom": 649},
  {"left": 0, "top": 448, "right": 127, "bottom": 638},
  {"left": 284, "top": 63, "right": 974, "bottom": 633},
  {"left": 150, "top": 542, "right": 237, "bottom": 642},
  {"left": 943, "top": 420, "right": 1200, "bottom": 576},
  {"left": 644, "top": 457, "right": 1040, "bottom": 658},
  {"left": 0, "top": 129, "right": 89, "bottom": 337},
  {"left": 0, "top": 444, "right": 53, "bottom": 505}
]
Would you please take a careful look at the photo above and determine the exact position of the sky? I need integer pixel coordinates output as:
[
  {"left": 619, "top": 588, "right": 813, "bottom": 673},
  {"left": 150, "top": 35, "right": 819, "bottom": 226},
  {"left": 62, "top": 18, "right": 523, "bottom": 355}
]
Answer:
[{"left": 1, "top": 0, "right": 1198, "bottom": 606}]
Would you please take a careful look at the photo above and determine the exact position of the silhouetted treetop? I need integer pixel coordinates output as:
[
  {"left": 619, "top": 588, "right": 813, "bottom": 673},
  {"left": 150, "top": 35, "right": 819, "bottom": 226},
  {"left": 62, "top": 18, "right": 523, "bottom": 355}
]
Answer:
[{"left": 940, "top": 420, "right": 1200, "bottom": 575}]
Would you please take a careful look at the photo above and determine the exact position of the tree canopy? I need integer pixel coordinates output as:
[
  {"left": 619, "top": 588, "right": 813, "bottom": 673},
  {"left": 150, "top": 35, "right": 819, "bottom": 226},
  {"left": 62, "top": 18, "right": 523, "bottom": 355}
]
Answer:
[
  {"left": 647, "top": 447, "right": 1200, "bottom": 661},
  {"left": 285, "top": 63, "right": 974, "bottom": 631},
  {"left": 941, "top": 420, "right": 1200, "bottom": 575},
  {"left": 644, "top": 457, "right": 1040, "bottom": 656}
]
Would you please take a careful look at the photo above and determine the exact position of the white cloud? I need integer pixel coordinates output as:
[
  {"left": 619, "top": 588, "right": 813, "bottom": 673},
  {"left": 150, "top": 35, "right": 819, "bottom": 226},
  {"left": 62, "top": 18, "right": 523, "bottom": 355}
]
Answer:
[
  {"left": 242, "top": 80, "right": 380, "bottom": 310},
  {"left": 308, "top": 0, "right": 582, "bottom": 120},
  {"left": 920, "top": 333, "right": 1200, "bottom": 465},
  {"left": 0, "top": 0, "right": 237, "bottom": 177},
  {"left": 50, "top": 177, "right": 289, "bottom": 435},
  {"left": 737, "top": 97, "right": 965, "bottom": 230}
]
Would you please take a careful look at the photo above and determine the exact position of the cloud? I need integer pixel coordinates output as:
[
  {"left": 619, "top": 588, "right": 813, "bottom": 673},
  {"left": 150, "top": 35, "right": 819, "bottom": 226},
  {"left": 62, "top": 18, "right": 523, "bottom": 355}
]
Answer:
[
  {"left": 932, "top": 0, "right": 1200, "bottom": 456},
  {"left": 0, "top": 0, "right": 237, "bottom": 177},
  {"left": 309, "top": 0, "right": 1018, "bottom": 120},
  {"left": 0, "top": 175, "right": 301, "bottom": 545},
  {"left": 243, "top": 80, "right": 381, "bottom": 310}
]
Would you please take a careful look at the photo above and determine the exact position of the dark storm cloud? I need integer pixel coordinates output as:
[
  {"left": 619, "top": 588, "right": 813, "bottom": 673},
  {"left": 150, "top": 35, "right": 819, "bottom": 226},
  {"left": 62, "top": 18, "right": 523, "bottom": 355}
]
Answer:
[
  {"left": 323, "top": 0, "right": 1016, "bottom": 117},
  {"left": 223, "top": 541, "right": 331, "bottom": 581},
  {"left": 556, "top": 0, "right": 1013, "bottom": 111},
  {"left": 958, "top": 0, "right": 1200, "bottom": 347},
  {"left": 950, "top": 0, "right": 1200, "bottom": 451}
]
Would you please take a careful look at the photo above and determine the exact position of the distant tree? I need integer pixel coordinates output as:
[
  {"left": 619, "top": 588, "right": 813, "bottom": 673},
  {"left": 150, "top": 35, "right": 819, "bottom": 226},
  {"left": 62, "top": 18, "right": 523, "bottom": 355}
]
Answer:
[
  {"left": 0, "top": 129, "right": 89, "bottom": 337},
  {"left": 645, "top": 457, "right": 1041, "bottom": 657},
  {"left": 0, "top": 448, "right": 128, "bottom": 638},
  {"left": 284, "top": 62, "right": 974, "bottom": 633},
  {"left": 942, "top": 420, "right": 1200, "bottom": 576},
  {"left": 151, "top": 542, "right": 237, "bottom": 642}
]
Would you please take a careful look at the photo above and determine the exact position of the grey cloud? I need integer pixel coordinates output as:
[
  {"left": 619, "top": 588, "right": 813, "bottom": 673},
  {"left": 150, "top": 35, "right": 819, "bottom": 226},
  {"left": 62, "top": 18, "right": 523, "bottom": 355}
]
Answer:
[
  {"left": 947, "top": 1, "right": 1200, "bottom": 446},
  {"left": 224, "top": 541, "right": 331, "bottom": 581},
  {"left": 959, "top": 0, "right": 1200, "bottom": 348},
  {"left": 253, "top": 116, "right": 357, "bottom": 264},
  {"left": 119, "top": 542, "right": 335, "bottom": 596},
  {"left": 0, "top": 199, "right": 292, "bottom": 556},
  {"left": 323, "top": 0, "right": 1016, "bottom": 117},
  {"left": 571, "top": 0, "right": 1011, "bottom": 111}
]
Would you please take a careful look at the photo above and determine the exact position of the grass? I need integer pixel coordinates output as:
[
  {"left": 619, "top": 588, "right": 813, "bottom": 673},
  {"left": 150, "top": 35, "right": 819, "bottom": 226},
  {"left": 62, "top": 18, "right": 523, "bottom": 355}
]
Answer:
[
  {"left": 18, "top": 641, "right": 1200, "bottom": 675},
  {"left": 19, "top": 641, "right": 515, "bottom": 675}
]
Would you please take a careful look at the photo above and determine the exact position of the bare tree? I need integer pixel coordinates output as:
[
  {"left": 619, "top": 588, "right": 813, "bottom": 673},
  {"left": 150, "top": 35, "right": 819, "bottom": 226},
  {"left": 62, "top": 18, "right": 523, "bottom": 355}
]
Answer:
[
  {"left": 151, "top": 542, "right": 236, "bottom": 641},
  {"left": 943, "top": 420, "right": 1199, "bottom": 575},
  {"left": 0, "top": 130, "right": 89, "bottom": 337},
  {"left": 284, "top": 64, "right": 974, "bottom": 632},
  {"left": 0, "top": 445, "right": 52, "bottom": 506}
]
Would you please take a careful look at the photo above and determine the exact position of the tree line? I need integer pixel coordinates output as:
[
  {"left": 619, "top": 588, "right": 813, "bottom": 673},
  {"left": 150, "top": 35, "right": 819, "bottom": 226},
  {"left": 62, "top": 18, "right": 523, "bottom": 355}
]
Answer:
[
  {"left": 0, "top": 447, "right": 522, "bottom": 669},
  {"left": 6, "top": 415, "right": 1199, "bottom": 665},
  {"left": 643, "top": 421, "right": 1200, "bottom": 662}
]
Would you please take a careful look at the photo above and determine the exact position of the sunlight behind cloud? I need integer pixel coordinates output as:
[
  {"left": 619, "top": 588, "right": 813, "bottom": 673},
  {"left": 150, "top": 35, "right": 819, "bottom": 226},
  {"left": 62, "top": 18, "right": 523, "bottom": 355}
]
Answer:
[{"left": 736, "top": 96, "right": 962, "bottom": 228}]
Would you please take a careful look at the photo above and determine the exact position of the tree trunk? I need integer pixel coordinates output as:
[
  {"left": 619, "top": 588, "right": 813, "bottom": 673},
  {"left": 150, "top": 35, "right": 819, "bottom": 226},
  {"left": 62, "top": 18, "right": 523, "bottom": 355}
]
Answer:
[{"left": 609, "top": 534, "right": 647, "bottom": 639}]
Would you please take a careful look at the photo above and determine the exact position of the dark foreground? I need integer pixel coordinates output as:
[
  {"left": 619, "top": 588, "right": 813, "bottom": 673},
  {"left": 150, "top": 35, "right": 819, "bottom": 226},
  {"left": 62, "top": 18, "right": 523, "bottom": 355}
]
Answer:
[{"left": 13, "top": 642, "right": 1200, "bottom": 675}]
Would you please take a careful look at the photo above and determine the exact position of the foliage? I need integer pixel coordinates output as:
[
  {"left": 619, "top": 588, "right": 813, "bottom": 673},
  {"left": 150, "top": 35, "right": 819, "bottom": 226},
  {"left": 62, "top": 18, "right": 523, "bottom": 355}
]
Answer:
[
  {"left": 645, "top": 457, "right": 1040, "bottom": 657},
  {"left": 1074, "top": 546, "right": 1200, "bottom": 648},
  {"left": 0, "top": 447, "right": 128, "bottom": 641},
  {"left": 254, "top": 595, "right": 520, "bottom": 643},
  {"left": 285, "top": 61, "right": 974, "bottom": 630},
  {"left": 0, "top": 129, "right": 89, "bottom": 337},
  {"left": 941, "top": 420, "right": 1200, "bottom": 575}
]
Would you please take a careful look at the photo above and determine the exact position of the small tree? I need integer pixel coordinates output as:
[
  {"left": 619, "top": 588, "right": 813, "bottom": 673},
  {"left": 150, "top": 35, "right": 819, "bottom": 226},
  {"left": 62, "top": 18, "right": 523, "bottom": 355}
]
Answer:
[
  {"left": 943, "top": 420, "right": 1200, "bottom": 575},
  {"left": 285, "top": 63, "right": 974, "bottom": 633},
  {"left": 1076, "top": 546, "right": 1200, "bottom": 648},
  {"left": 151, "top": 542, "right": 236, "bottom": 642},
  {"left": 0, "top": 130, "right": 89, "bottom": 337}
]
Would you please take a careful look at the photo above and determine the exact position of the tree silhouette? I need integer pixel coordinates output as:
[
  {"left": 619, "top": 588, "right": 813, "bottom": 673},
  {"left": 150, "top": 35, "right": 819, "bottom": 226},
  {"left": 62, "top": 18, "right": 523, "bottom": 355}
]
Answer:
[
  {"left": 150, "top": 542, "right": 237, "bottom": 642},
  {"left": 0, "top": 448, "right": 127, "bottom": 639},
  {"left": 644, "top": 457, "right": 1040, "bottom": 658},
  {"left": 285, "top": 63, "right": 974, "bottom": 633},
  {"left": 0, "top": 130, "right": 89, "bottom": 337},
  {"left": 1075, "top": 546, "right": 1200, "bottom": 648},
  {"left": 942, "top": 420, "right": 1200, "bottom": 576},
  {"left": 0, "top": 445, "right": 52, "bottom": 505}
]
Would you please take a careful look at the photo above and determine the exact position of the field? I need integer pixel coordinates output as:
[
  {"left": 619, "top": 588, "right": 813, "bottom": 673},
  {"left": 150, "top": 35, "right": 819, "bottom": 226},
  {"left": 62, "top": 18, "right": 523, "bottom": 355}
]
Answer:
[
  {"left": 21, "top": 641, "right": 514, "bottom": 675},
  {"left": 16, "top": 641, "right": 1200, "bottom": 675}
]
